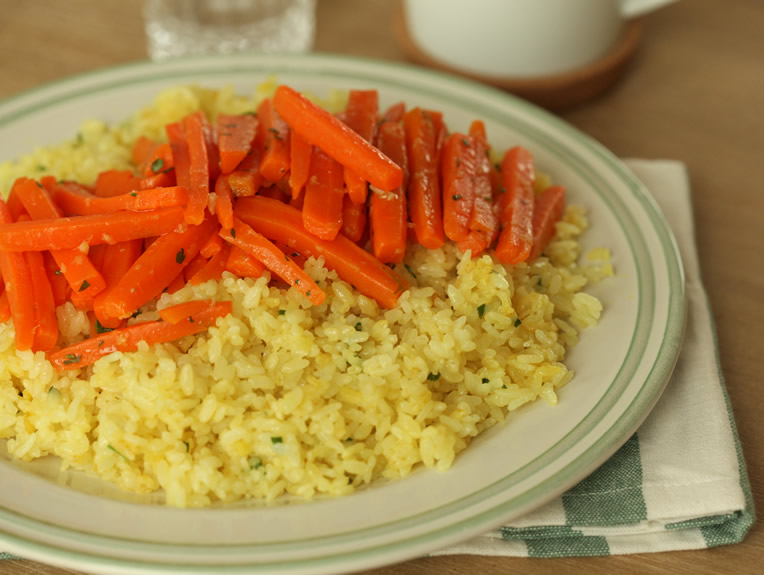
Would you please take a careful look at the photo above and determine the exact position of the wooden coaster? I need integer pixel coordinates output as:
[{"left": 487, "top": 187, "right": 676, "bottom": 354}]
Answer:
[{"left": 394, "top": 3, "right": 644, "bottom": 111}]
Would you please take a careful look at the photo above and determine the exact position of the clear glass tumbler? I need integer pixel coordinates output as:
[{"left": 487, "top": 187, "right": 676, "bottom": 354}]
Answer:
[{"left": 144, "top": 0, "right": 316, "bottom": 60}]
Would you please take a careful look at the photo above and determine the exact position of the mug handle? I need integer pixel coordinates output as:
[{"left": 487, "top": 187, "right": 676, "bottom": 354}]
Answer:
[{"left": 620, "top": 0, "right": 677, "bottom": 18}]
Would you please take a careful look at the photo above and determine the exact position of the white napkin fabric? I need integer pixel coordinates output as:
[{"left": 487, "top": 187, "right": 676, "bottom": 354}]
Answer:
[{"left": 435, "top": 159, "right": 754, "bottom": 557}]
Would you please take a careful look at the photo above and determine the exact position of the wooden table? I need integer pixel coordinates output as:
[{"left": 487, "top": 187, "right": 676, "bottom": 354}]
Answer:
[{"left": 0, "top": 1, "right": 760, "bottom": 573}]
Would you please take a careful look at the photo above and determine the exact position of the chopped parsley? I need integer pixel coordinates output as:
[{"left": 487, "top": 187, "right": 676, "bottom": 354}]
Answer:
[
  {"left": 176, "top": 248, "right": 185, "bottom": 264},
  {"left": 452, "top": 194, "right": 462, "bottom": 201},
  {"left": 130, "top": 192, "right": 137, "bottom": 197},
  {"left": 249, "top": 456, "right": 263, "bottom": 470},
  {"left": 294, "top": 279, "right": 301, "bottom": 285},
  {"left": 278, "top": 309, "right": 286, "bottom": 316},
  {"left": 78, "top": 280, "right": 90, "bottom": 292},
  {"left": 461, "top": 137, "right": 470, "bottom": 147},
  {"left": 482, "top": 378, "right": 490, "bottom": 383},
  {"left": 182, "top": 441, "right": 190, "bottom": 452},
  {"left": 107, "top": 444, "right": 130, "bottom": 461},
  {"left": 54, "top": 269, "right": 62, "bottom": 275},
  {"left": 404, "top": 263, "right": 417, "bottom": 279},
  {"left": 230, "top": 228, "right": 236, "bottom": 238},
  {"left": 514, "top": 318, "right": 522, "bottom": 327},
  {"left": 427, "top": 372, "right": 441, "bottom": 382},
  {"left": 271, "top": 436, "right": 283, "bottom": 444},
  {"left": 37, "top": 165, "right": 46, "bottom": 171},
  {"left": 151, "top": 158, "right": 165, "bottom": 173},
  {"left": 62, "top": 353, "right": 81, "bottom": 365},
  {"left": 354, "top": 321, "right": 362, "bottom": 331},
  {"left": 95, "top": 320, "right": 113, "bottom": 334},
  {"left": 477, "top": 303, "right": 486, "bottom": 318}
]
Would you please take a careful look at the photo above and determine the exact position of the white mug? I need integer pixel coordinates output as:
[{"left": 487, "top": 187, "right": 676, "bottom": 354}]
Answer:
[{"left": 403, "top": 0, "right": 676, "bottom": 78}]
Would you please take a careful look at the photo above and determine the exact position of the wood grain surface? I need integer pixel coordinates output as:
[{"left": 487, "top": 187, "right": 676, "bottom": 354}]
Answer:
[{"left": 0, "top": 1, "right": 761, "bottom": 574}]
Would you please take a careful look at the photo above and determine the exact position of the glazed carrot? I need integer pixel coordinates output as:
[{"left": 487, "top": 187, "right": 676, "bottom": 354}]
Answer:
[
  {"left": 381, "top": 101, "right": 406, "bottom": 123},
  {"left": 457, "top": 121, "right": 499, "bottom": 256},
  {"left": 213, "top": 175, "right": 234, "bottom": 231},
  {"left": 302, "top": 149, "right": 345, "bottom": 241},
  {"left": 403, "top": 108, "right": 444, "bottom": 249},
  {"left": 224, "top": 245, "right": 265, "bottom": 278},
  {"left": 42, "top": 251, "right": 70, "bottom": 306},
  {"left": 166, "top": 121, "right": 192, "bottom": 191},
  {"left": 199, "top": 230, "right": 224, "bottom": 259},
  {"left": 529, "top": 186, "right": 566, "bottom": 261},
  {"left": 256, "top": 99, "right": 291, "bottom": 184},
  {"left": 0, "top": 200, "right": 36, "bottom": 350},
  {"left": 441, "top": 133, "right": 478, "bottom": 243},
  {"left": 188, "top": 243, "right": 230, "bottom": 285},
  {"left": 341, "top": 193, "right": 367, "bottom": 243},
  {"left": 273, "top": 85, "right": 402, "bottom": 192},
  {"left": 13, "top": 177, "right": 106, "bottom": 303},
  {"left": 48, "top": 300, "right": 232, "bottom": 371},
  {"left": 182, "top": 111, "right": 212, "bottom": 225},
  {"left": 218, "top": 113, "right": 257, "bottom": 174},
  {"left": 183, "top": 252, "right": 209, "bottom": 283},
  {"left": 227, "top": 148, "right": 264, "bottom": 197},
  {"left": 24, "top": 250, "right": 58, "bottom": 351},
  {"left": 142, "top": 143, "right": 175, "bottom": 178},
  {"left": 288, "top": 131, "right": 311, "bottom": 200},
  {"left": 165, "top": 270, "right": 187, "bottom": 294},
  {"left": 274, "top": 241, "right": 308, "bottom": 269},
  {"left": 101, "top": 216, "right": 217, "bottom": 320},
  {"left": 94, "top": 170, "right": 135, "bottom": 198},
  {"left": 236, "top": 196, "right": 407, "bottom": 309},
  {"left": 221, "top": 217, "right": 325, "bottom": 305},
  {"left": 158, "top": 299, "right": 224, "bottom": 324},
  {"left": 51, "top": 182, "right": 189, "bottom": 216},
  {"left": 370, "top": 121, "right": 408, "bottom": 264},
  {"left": 132, "top": 136, "right": 159, "bottom": 170},
  {"left": 342, "top": 90, "right": 379, "bottom": 204},
  {"left": 92, "top": 238, "right": 144, "bottom": 328},
  {"left": 5, "top": 188, "right": 27, "bottom": 220},
  {"left": 0, "top": 207, "right": 187, "bottom": 252},
  {"left": 0, "top": 289, "right": 10, "bottom": 323},
  {"left": 495, "top": 146, "right": 535, "bottom": 264}
]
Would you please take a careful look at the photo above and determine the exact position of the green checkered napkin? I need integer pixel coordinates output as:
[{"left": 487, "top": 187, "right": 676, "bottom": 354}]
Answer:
[
  {"left": 0, "top": 161, "right": 753, "bottom": 563},
  {"left": 435, "top": 159, "right": 754, "bottom": 558}
]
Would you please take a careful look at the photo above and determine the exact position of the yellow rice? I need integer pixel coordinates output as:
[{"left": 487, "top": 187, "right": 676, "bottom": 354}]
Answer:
[{"left": 0, "top": 83, "right": 612, "bottom": 507}]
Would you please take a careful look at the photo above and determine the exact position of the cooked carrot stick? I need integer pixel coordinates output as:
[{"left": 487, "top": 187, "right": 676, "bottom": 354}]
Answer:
[
  {"left": 68, "top": 242, "right": 108, "bottom": 311},
  {"left": 43, "top": 251, "right": 70, "bottom": 307},
  {"left": 166, "top": 121, "right": 192, "bottom": 191},
  {"left": 342, "top": 90, "right": 379, "bottom": 204},
  {"left": 24, "top": 250, "right": 58, "bottom": 351},
  {"left": 288, "top": 131, "right": 311, "bottom": 200},
  {"left": 302, "top": 149, "right": 345, "bottom": 241},
  {"left": 457, "top": 121, "right": 500, "bottom": 257},
  {"left": 132, "top": 136, "right": 159, "bottom": 171},
  {"left": 441, "top": 133, "right": 478, "bottom": 243},
  {"left": 221, "top": 217, "right": 325, "bottom": 305},
  {"left": 94, "top": 170, "right": 135, "bottom": 198},
  {"left": 5, "top": 187, "right": 27, "bottom": 220},
  {"left": 0, "top": 289, "right": 10, "bottom": 323},
  {"left": 199, "top": 230, "right": 224, "bottom": 259},
  {"left": 370, "top": 121, "right": 408, "bottom": 264},
  {"left": 182, "top": 111, "right": 211, "bottom": 226},
  {"left": 403, "top": 108, "right": 444, "bottom": 249},
  {"left": 183, "top": 252, "right": 209, "bottom": 283},
  {"left": 142, "top": 142, "right": 175, "bottom": 178},
  {"left": 227, "top": 146, "right": 264, "bottom": 197},
  {"left": 273, "top": 85, "right": 403, "bottom": 192},
  {"left": 0, "top": 207, "right": 187, "bottom": 252},
  {"left": 165, "top": 270, "right": 186, "bottom": 294},
  {"left": 188, "top": 243, "right": 230, "bottom": 285},
  {"left": 236, "top": 196, "right": 407, "bottom": 309},
  {"left": 48, "top": 300, "right": 232, "bottom": 371},
  {"left": 218, "top": 113, "right": 257, "bottom": 174},
  {"left": 529, "top": 186, "right": 566, "bottom": 261},
  {"left": 101, "top": 216, "right": 217, "bottom": 320},
  {"left": 341, "top": 193, "right": 367, "bottom": 243},
  {"left": 51, "top": 182, "right": 189, "bottom": 216},
  {"left": 224, "top": 245, "right": 265, "bottom": 278},
  {"left": 256, "top": 99, "right": 291, "bottom": 184},
  {"left": 92, "top": 238, "right": 144, "bottom": 328},
  {"left": 158, "top": 299, "right": 224, "bottom": 324},
  {"left": 0, "top": 200, "right": 36, "bottom": 350},
  {"left": 13, "top": 177, "right": 105, "bottom": 303},
  {"left": 213, "top": 175, "right": 234, "bottom": 231},
  {"left": 495, "top": 146, "right": 535, "bottom": 264},
  {"left": 381, "top": 101, "right": 406, "bottom": 123}
]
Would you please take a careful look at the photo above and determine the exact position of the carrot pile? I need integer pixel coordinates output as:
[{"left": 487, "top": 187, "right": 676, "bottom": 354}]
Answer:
[{"left": 0, "top": 84, "right": 565, "bottom": 371}]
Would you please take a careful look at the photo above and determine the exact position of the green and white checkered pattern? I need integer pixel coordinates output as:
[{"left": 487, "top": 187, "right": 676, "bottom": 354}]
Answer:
[
  {"left": 0, "top": 161, "right": 753, "bottom": 562},
  {"left": 435, "top": 160, "right": 754, "bottom": 558}
]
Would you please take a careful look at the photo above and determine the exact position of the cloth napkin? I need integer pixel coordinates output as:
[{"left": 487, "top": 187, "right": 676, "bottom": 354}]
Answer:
[
  {"left": 435, "top": 159, "right": 755, "bottom": 558},
  {"left": 0, "top": 160, "right": 754, "bottom": 562}
]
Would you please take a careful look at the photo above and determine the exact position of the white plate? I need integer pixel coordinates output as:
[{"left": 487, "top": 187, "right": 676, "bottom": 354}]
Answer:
[{"left": 0, "top": 53, "right": 685, "bottom": 574}]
